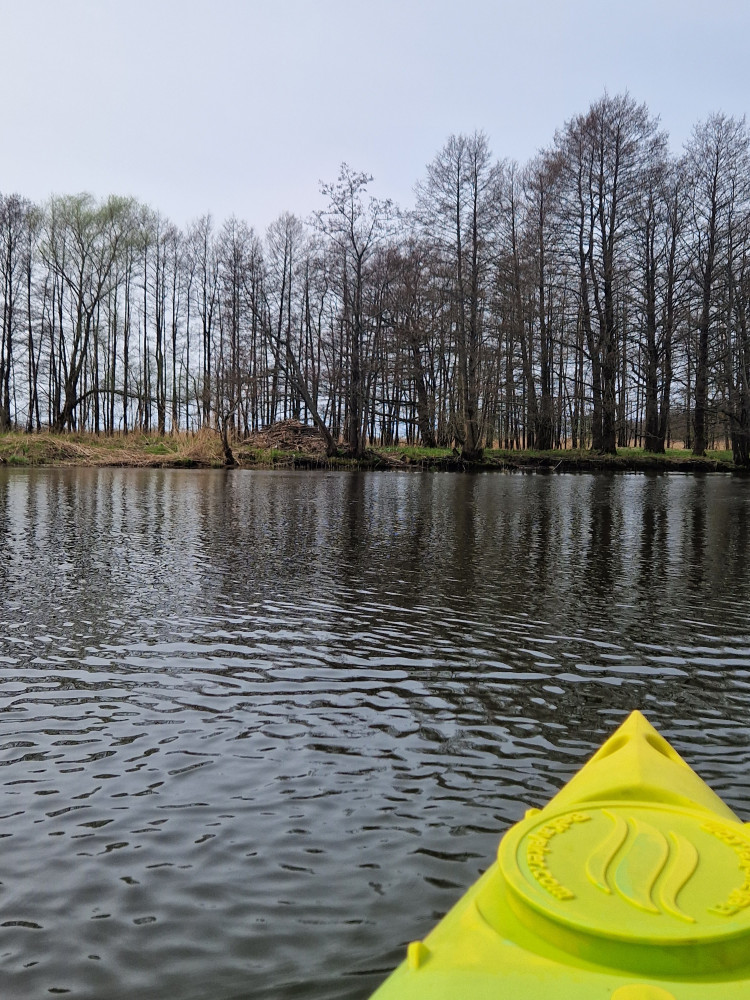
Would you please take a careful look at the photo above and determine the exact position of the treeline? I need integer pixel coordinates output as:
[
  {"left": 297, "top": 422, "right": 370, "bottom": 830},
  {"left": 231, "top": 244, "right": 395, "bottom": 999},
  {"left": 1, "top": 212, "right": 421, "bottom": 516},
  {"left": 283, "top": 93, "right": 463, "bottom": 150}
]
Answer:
[{"left": 1, "top": 93, "right": 750, "bottom": 464}]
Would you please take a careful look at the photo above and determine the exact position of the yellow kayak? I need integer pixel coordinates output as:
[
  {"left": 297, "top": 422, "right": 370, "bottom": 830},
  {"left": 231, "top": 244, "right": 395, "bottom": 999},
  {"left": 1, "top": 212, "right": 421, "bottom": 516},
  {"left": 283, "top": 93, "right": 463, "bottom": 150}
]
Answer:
[{"left": 370, "top": 711, "right": 750, "bottom": 999}]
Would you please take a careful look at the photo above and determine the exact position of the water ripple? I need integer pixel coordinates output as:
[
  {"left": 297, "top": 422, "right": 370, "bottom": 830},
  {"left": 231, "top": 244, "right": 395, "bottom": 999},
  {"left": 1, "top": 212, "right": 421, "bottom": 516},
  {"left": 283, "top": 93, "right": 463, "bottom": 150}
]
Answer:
[{"left": 0, "top": 468, "right": 748, "bottom": 998}]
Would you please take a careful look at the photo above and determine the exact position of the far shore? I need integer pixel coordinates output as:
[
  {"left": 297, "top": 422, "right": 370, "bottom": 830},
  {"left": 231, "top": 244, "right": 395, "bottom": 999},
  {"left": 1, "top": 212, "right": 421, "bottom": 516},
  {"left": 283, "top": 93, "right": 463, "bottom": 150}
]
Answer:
[{"left": 0, "top": 427, "right": 742, "bottom": 474}]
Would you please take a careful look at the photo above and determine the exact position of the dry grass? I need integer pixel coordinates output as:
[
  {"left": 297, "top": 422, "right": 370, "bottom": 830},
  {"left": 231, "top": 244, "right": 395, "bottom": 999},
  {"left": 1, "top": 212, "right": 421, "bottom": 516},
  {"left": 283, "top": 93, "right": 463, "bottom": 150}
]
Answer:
[{"left": 0, "top": 429, "right": 227, "bottom": 468}]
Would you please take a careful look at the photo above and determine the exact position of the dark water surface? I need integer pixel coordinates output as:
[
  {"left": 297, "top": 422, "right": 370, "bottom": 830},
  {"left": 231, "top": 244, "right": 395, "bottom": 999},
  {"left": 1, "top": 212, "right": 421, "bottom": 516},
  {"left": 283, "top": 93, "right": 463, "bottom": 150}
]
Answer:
[{"left": 0, "top": 468, "right": 749, "bottom": 999}]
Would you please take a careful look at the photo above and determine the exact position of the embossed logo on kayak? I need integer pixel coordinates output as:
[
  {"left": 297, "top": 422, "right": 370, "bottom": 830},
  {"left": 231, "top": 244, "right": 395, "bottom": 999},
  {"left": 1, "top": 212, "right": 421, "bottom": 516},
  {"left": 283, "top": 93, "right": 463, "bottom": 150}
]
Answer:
[
  {"left": 585, "top": 810, "right": 698, "bottom": 922},
  {"left": 501, "top": 804, "right": 750, "bottom": 941}
]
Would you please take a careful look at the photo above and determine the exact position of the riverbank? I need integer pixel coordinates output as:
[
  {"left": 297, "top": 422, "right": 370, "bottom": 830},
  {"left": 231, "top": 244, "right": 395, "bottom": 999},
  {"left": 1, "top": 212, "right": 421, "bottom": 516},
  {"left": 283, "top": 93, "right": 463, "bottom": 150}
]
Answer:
[{"left": 0, "top": 427, "right": 740, "bottom": 473}]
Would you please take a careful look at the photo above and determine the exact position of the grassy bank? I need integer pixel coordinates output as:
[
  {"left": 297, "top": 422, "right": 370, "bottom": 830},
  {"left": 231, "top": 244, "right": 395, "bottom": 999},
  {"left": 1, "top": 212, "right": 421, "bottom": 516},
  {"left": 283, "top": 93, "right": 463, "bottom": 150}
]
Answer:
[
  {"left": 0, "top": 428, "right": 741, "bottom": 473},
  {"left": 372, "top": 444, "right": 737, "bottom": 474},
  {"left": 0, "top": 429, "right": 227, "bottom": 468}
]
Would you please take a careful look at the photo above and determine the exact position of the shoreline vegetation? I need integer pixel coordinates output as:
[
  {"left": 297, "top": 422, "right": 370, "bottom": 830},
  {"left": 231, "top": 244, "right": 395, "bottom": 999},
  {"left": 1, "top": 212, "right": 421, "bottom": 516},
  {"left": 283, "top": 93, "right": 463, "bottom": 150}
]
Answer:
[
  {"left": 2, "top": 96, "right": 750, "bottom": 471},
  {"left": 0, "top": 425, "right": 740, "bottom": 474}
]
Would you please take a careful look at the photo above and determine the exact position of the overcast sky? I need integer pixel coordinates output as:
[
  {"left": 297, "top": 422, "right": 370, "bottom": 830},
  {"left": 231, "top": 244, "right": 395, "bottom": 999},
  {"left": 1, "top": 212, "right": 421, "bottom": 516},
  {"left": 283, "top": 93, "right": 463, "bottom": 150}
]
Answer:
[{"left": 2, "top": 0, "right": 748, "bottom": 231}]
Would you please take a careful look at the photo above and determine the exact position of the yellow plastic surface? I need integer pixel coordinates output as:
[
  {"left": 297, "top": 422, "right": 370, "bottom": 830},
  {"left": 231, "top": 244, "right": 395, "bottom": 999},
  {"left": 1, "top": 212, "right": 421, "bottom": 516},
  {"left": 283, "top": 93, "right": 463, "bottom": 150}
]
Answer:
[{"left": 370, "top": 711, "right": 750, "bottom": 999}]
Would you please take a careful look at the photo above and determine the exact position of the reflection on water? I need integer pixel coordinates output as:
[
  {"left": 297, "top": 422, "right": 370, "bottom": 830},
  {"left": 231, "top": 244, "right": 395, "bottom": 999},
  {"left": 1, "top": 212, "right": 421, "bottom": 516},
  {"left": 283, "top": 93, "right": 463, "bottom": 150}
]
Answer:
[{"left": 0, "top": 468, "right": 749, "bottom": 999}]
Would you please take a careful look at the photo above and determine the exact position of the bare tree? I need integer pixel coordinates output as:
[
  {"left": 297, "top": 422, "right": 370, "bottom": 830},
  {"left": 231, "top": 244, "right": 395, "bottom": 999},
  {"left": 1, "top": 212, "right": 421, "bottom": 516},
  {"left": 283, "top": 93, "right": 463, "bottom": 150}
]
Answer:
[
  {"left": 186, "top": 215, "right": 218, "bottom": 428},
  {"left": 636, "top": 151, "right": 686, "bottom": 453},
  {"left": 557, "top": 94, "right": 663, "bottom": 452},
  {"left": 523, "top": 152, "right": 563, "bottom": 449},
  {"left": 265, "top": 213, "right": 337, "bottom": 454},
  {"left": 0, "top": 194, "right": 34, "bottom": 429},
  {"left": 40, "top": 194, "right": 134, "bottom": 431},
  {"left": 686, "top": 113, "right": 750, "bottom": 456},
  {"left": 417, "top": 133, "right": 502, "bottom": 459},
  {"left": 315, "top": 164, "right": 394, "bottom": 457}
]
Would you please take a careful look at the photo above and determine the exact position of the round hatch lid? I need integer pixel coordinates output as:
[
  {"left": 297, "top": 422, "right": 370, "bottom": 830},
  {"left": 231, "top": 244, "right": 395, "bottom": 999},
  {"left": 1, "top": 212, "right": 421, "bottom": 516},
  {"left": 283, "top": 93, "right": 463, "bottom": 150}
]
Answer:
[{"left": 498, "top": 802, "right": 750, "bottom": 973}]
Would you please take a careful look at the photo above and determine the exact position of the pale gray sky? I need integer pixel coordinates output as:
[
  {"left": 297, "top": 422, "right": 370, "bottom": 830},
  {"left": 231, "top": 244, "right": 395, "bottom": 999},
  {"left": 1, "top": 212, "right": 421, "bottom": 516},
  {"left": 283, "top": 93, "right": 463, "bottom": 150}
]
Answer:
[{"left": 2, "top": 0, "right": 748, "bottom": 231}]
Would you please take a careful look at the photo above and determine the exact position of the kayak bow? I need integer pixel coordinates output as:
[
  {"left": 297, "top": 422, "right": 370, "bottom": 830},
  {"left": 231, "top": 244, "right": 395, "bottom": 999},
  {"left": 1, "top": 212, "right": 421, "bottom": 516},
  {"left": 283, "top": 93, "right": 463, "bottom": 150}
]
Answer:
[{"left": 370, "top": 711, "right": 750, "bottom": 999}]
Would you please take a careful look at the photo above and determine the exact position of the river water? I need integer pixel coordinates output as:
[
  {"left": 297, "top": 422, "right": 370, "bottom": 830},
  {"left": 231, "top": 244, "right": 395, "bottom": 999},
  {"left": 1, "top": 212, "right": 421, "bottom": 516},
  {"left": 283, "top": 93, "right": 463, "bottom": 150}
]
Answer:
[{"left": 0, "top": 468, "right": 749, "bottom": 999}]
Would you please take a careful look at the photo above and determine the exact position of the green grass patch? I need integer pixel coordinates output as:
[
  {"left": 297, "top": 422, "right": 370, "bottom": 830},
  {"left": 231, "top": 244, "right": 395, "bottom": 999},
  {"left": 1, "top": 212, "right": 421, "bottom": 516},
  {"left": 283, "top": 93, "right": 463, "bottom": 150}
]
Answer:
[{"left": 381, "top": 445, "right": 452, "bottom": 460}]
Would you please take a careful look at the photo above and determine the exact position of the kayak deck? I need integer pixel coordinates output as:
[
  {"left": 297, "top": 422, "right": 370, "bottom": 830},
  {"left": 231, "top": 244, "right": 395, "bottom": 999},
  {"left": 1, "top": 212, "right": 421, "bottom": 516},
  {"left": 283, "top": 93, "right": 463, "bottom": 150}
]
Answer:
[{"left": 370, "top": 711, "right": 750, "bottom": 998}]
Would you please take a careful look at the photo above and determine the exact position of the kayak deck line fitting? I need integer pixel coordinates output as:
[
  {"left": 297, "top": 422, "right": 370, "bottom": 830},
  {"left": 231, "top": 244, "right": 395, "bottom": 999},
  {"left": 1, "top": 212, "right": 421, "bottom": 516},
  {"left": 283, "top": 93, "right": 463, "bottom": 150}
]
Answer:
[{"left": 370, "top": 711, "right": 750, "bottom": 999}]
